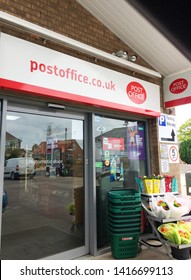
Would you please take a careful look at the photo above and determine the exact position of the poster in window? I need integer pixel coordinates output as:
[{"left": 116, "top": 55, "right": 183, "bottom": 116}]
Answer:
[
  {"left": 127, "top": 122, "right": 145, "bottom": 160},
  {"left": 102, "top": 137, "right": 124, "bottom": 151}
]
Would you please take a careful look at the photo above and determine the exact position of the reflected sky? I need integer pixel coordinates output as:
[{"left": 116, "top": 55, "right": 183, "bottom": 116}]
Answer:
[
  {"left": 6, "top": 112, "right": 83, "bottom": 150},
  {"left": 95, "top": 115, "right": 138, "bottom": 137}
]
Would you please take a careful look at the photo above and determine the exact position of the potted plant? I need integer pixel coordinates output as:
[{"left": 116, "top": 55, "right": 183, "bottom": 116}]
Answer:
[
  {"left": 153, "top": 174, "right": 163, "bottom": 193},
  {"left": 66, "top": 203, "right": 75, "bottom": 215},
  {"left": 143, "top": 175, "right": 153, "bottom": 194}
]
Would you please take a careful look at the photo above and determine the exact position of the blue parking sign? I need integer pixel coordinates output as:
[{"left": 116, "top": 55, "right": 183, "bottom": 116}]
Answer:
[{"left": 159, "top": 114, "right": 166, "bottom": 126}]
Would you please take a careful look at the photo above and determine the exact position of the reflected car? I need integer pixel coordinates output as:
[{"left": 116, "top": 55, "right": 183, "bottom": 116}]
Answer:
[
  {"left": 2, "top": 189, "right": 8, "bottom": 212},
  {"left": 4, "top": 157, "right": 36, "bottom": 180}
]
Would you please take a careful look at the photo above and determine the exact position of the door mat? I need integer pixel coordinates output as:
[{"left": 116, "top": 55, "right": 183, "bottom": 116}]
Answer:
[{"left": 0, "top": 226, "right": 83, "bottom": 260}]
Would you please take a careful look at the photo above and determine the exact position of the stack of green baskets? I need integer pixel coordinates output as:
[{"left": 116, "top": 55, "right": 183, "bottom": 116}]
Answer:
[{"left": 108, "top": 189, "right": 142, "bottom": 259}]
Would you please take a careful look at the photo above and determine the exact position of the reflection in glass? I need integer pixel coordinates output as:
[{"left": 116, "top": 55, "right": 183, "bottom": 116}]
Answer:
[{"left": 1, "top": 111, "right": 84, "bottom": 260}]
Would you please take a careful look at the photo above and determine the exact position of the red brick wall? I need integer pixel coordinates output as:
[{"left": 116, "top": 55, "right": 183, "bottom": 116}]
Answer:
[
  {"left": 0, "top": 0, "right": 164, "bottom": 175},
  {"left": 0, "top": 0, "right": 158, "bottom": 79}
]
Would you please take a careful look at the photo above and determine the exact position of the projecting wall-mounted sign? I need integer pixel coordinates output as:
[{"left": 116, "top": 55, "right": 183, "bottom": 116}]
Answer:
[{"left": 164, "top": 69, "right": 191, "bottom": 108}]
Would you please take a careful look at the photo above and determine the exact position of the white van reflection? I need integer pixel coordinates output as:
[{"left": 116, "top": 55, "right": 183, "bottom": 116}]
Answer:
[{"left": 4, "top": 157, "right": 36, "bottom": 180}]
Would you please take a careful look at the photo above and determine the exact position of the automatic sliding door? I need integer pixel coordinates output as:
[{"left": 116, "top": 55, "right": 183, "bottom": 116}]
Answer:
[{"left": 1, "top": 111, "right": 85, "bottom": 260}]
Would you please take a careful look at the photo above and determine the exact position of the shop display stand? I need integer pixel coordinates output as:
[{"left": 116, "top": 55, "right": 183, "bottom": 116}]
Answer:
[{"left": 140, "top": 194, "right": 191, "bottom": 259}]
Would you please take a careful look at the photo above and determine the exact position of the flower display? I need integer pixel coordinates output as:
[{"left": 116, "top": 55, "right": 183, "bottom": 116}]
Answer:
[
  {"left": 174, "top": 201, "right": 181, "bottom": 207},
  {"left": 136, "top": 175, "right": 178, "bottom": 194},
  {"left": 158, "top": 222, "right": 191, "bottom": 245},
  {"left": 147, "top": 193, "right": 190, "bottom": 219},
  {"left": 138, "top": 175, "right": 164, "bottom": 194},
  {"left": 157, "top": 200, "right": 169, "bottom": 210}
]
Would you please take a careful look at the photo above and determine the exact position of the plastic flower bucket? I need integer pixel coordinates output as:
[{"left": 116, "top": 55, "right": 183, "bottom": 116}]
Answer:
[
  {"left": 171, "top": 177, "right": 178, "bottom": 192},
  {"left": 144, "top": 179, "right": 153, "bottom": 194},
  {"left": 164, "top": 176, "right": 173, "bottom": 192},
  {"left": 153, "top": 179, "right": 160, "bottom": 193},
  {"left": 171, "top": 247, "right": 190, "bottom": 260}
]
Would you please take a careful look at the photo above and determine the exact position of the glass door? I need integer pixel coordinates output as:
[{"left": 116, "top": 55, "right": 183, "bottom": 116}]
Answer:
[
  {"left": 1, "top": 110, "right": 85, "bottom": 260},
  {"left": 94, "top": 115, "right": 147, "bottom": 249}
]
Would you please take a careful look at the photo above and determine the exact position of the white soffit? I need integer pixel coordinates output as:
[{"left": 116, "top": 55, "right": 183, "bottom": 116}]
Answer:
[{"left": 76, "top": 0, "right": 191, "bottom": 77}]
